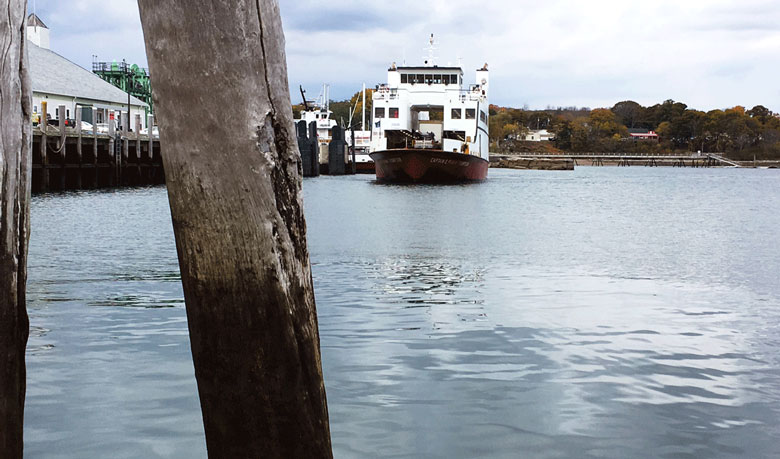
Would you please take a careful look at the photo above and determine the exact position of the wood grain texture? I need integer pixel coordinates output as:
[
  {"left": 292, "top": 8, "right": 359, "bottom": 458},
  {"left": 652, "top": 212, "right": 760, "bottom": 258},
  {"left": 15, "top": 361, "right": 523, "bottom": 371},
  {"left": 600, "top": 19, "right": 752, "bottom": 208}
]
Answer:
[
  {"left": 0, "top": 0, "right": 32, "bottom": 457},
  {"left": 137, "top": 1, "right": 332, "bottom": 457}
]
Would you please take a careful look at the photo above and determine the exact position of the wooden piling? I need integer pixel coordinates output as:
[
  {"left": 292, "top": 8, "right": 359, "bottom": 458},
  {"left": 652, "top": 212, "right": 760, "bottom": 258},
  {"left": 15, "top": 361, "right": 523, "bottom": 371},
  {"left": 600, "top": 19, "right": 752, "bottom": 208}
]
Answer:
[
  {"left": 147, "top": 114, "right": 155, "bottom": 161},
  {"left": 58, "top": 104, "right": 66, "bottom": 189},
  {"left": 0, "top": 2, "right": 32, "bottom": 456},
  {"left": 328, "top": 125, "right": 346, "bottom": 175},
  {"left": 137, "top": 1, "right": 333, "bottom": 456},
  {"left": 76, "top": 106, "right": 83, "bottom": 188},
  {"left": 108, "top": 119, "right": 117, "bottom": 186},
  {"left": 40, "top": 101, "right": 48, "bottom": 191},
  {"left": 135, "top": 114, "right": 142, "bottom": 183},
  {"left": 310, "top": 121, "right": 320, "bottom": 177},
  {"left": 93, "top": 108, "right": 98, "bottom": 187}
]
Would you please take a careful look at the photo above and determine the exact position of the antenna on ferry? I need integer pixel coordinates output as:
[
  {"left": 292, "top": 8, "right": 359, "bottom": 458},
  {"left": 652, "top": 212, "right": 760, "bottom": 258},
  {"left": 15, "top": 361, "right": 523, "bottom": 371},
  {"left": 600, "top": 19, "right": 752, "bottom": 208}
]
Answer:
[{"left": 424, "top": 33, "right": 437, "bottom": 67}]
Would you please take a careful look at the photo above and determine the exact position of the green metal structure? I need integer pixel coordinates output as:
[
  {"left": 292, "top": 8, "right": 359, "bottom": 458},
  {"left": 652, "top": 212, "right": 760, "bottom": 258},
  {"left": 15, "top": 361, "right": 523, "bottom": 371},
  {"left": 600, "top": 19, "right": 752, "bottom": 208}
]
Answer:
[{"left": 92, "top": 58, "right": 154, "bottom": 115}]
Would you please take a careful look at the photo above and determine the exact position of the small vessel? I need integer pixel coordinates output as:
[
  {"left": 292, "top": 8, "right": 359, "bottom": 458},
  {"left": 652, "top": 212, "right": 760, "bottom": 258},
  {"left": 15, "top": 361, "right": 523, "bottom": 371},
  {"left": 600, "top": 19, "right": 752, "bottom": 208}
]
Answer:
[
  {"left": 369, "top": 35, "right": 490, "bottom": 183},
  {"left": 296, "top": 84, "right": 337, "bottom": 145}
]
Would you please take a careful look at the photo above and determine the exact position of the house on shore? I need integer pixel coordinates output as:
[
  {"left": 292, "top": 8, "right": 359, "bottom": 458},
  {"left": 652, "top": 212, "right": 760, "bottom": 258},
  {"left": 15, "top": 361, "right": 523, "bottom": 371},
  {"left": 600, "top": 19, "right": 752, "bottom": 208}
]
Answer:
[
  {"left": 523, "top": 129, "right": 553, "bottom": 142},
  {"left": 26, "top": 13, "right": 148, "bottom": 129},
  {"left": 628, "top": 128, "right": 659, "bottom": 142}
]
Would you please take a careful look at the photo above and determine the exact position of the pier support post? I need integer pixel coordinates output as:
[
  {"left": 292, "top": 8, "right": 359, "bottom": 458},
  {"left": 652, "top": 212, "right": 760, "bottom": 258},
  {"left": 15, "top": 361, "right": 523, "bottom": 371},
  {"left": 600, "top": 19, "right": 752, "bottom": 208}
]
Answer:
[
  {"left": 58, "top": 104, "right": 66, "bottom": 189},
  {"left": 328, "top": 125, "right": 346, "bottom": 175},
  {"left": 108, "top": 119, "right": 117, "bottom": 186},
  {"left": 41, "top": 100, "right": 49, "bottom": 191},
  {"left": 137, "top": 1, "right": 332, "bottom": 457},
  {"left": 148, "top": 114, "right": 155, "bottom": 160},
  {"left": 0, "top": 1, "right": 32, "bottom": 457},
  {"left": 76, "top": 106, "right": 83, "bottom": 188},
  {"left": 93, "top": 108, "right": 99, "bottom": 187},
  {"left": 310, "top": 121, "right": 320, "bottom": 177},
  {"left": 135, "top": 114, "right": 142, "bottom": 183}
]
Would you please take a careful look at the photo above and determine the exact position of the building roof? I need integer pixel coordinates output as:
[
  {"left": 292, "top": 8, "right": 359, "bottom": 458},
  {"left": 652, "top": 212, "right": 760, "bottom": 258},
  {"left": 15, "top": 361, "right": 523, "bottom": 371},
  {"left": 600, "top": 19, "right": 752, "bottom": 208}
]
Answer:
[
  {"left": 27, "top": 13, "right": 47, "bottom": 28},
  {"left": 28, "top": 43, "right": 147, "bottom": 107}
]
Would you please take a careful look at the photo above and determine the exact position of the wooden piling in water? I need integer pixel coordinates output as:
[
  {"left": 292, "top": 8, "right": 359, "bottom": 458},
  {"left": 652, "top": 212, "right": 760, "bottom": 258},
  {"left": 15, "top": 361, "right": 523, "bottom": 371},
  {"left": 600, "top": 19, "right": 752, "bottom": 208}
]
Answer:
[
  {"left": 328, "top": 125, "right": 347, "bottom": 175},
  {"left": 58, "top": 104, "right": 66, "bottom": 189},
  {"left": 137, "top": 1, "right": 333, "bottom": 456},
  {"left": 92, "top": 108, "right": 99, "bottom": 187},
  {"left": 40, "top": 101, "right": 48, "bottom": 191},
  {"left": 0, "top": 2, "right": 32, "bottom": 456},
  {"left": 309, "top": 121, "right": 320, "bottom": 177},
  {"left": 76, "top": 106, "right": 83, "bottom": 188}
]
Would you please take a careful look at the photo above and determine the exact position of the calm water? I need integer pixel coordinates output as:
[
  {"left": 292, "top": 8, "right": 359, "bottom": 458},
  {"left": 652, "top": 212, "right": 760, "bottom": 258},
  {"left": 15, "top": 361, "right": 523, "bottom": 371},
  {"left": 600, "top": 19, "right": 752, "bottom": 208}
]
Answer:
[{"left": 25, "top": 168, "right": 780, "bottom": 458}]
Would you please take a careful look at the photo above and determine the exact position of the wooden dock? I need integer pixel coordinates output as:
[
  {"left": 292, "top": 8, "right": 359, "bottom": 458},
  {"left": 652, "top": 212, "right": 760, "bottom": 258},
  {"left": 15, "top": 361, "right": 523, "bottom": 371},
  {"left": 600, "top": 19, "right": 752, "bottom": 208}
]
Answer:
[{"left": 32, "top": 117, "right": 163, "bottom": 193}]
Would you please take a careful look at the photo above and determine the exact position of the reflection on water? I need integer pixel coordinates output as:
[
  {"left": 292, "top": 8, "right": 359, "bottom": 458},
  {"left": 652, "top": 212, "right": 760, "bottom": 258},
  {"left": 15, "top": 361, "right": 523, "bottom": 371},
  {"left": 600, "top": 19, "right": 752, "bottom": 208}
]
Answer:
[{"left": 26, "top": 169, "right": 780, "bottom": 458}]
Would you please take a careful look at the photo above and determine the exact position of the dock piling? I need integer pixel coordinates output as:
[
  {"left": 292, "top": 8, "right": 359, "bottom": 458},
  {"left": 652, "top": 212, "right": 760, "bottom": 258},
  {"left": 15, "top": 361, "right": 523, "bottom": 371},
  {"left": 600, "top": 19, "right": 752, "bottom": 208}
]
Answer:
[{"left": 40, "top": 101, "right": 48, "bottom": 191}]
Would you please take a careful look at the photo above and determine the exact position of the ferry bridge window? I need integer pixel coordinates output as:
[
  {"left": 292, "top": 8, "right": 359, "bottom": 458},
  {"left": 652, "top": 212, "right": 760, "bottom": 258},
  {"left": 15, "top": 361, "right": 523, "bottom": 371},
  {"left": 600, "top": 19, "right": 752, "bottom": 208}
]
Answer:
[
  {"left": 480, "top": 111, "right": 487, "bottom": 123},
  {"left": 416, "top": 74, "right": 424, "bottom": 84},
  {"left": 425, "top": 74, "right": 433, "bottom": 84},
  {"left": 452, "top": 74, "right": 459, "bottom": 85},
  {"left": 375, "top": 107, "right": 385, "bottom": 119},
  {"left": 465, "top": 108, "right": 476, "bottom": 119},
  {"left": 401, "top": 74, "right": 408, "bottom": 84},
  {"left": 433, "top": 74, "right": 442, "bottom": 84},
  {"left": 442, "top": 75, "right": 450, "bottom": 85},
  {"left": 451, "top": 108, "right": 462, "bottom": 119},
  {"left": 389, "top": 108, "right": 399, "bottom": 118}
]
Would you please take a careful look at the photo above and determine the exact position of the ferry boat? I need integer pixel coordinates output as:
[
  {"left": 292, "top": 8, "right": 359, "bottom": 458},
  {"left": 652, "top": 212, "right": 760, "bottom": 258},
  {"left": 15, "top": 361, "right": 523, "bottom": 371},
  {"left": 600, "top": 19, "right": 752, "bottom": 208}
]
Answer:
[{"left": 369, "top": 35, "right": 490, "bottom": 183}]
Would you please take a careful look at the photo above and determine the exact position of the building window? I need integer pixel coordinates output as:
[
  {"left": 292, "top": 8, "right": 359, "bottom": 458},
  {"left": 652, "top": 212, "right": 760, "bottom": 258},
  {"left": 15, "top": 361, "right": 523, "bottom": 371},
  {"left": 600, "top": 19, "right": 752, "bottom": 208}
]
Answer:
[
  {"left": 389, "top": 108, "right": 399, "bottom": 119},
  {"left": 465, "top": 108, "right": 476, "bottom": 119},
  {"left": 375, "top": 107, "right": 385, "bottom": 119},
  {"left": 451, "top": 108, "right": 462, "bottom": 119},
  {"left": 401, "top": 74, "right": 408, "bottom": 84}
]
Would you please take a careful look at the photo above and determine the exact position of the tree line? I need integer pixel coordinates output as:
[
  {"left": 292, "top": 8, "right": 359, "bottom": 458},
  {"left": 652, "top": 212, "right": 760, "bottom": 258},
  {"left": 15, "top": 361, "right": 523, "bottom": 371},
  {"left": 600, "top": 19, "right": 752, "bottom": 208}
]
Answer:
[{"left": 489, "top": 100, "right": 780, "bottom": 160}]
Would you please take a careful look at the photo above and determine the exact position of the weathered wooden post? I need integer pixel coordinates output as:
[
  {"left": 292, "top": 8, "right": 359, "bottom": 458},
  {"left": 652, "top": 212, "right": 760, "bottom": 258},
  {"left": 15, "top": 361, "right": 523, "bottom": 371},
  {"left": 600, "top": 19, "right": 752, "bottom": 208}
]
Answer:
[
  {"left": 135, "top": 114, "right": 142, "bottom": 183},
  {"left": 147, "top": 114, "right": 155, "bottom": 160},
  {"left": 76, "top": 106, "right": 83, "bottom": 188},
  {"left": 0, "top": 1, "right": 32, "bottom": 456},
  {"left": 328, "top": 125, "right": 346, "bottom": 175},
  {"left": 298, "top": 120, "right": 319, "bottom": 177},
  {"left": 58, "top": 104, "right": 66, "bottom": 189},
  {"left": 92, "top": 107, "right": 99, "bottom": 187},
  {"left": 310, "top": 121, "right": 320, "bottom": 177},
  {"left": 137, "top": 1, "right": 332, "bottom": 457},
  {"left": 40, "top": 100, "right": 49, "bottom": 191},
  {"left": 108, "top": 118, "right": 117, "bottom": 186}
]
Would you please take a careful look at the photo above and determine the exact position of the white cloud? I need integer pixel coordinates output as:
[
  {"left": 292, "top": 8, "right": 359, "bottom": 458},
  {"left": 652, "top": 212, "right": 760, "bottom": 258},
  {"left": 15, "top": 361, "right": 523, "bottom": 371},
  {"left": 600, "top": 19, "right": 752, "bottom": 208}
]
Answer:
[{"left": 29, "top": 0, "right": 780, "bottom": 111}]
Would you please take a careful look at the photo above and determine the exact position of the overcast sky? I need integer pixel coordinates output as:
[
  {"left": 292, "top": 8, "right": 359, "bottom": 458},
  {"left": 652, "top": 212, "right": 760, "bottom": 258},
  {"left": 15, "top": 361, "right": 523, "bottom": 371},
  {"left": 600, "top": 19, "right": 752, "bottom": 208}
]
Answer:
[{"left": 28, "top": 0, "right": 780, "bottom": 112}]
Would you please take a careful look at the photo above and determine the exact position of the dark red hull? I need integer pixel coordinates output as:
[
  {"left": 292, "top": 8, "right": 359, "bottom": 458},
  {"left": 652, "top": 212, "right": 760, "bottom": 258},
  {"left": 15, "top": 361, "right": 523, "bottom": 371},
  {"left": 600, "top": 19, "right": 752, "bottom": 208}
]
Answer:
[{"left": 370, "top": 149, "right": 489, "bottom": 183}]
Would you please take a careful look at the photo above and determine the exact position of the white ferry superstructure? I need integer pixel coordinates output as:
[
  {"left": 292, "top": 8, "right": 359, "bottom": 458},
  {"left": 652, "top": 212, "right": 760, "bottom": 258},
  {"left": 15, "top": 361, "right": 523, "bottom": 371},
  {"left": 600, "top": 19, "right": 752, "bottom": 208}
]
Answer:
[{"left": 369, "top": 35, "right": 490, "bottom": 182}]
